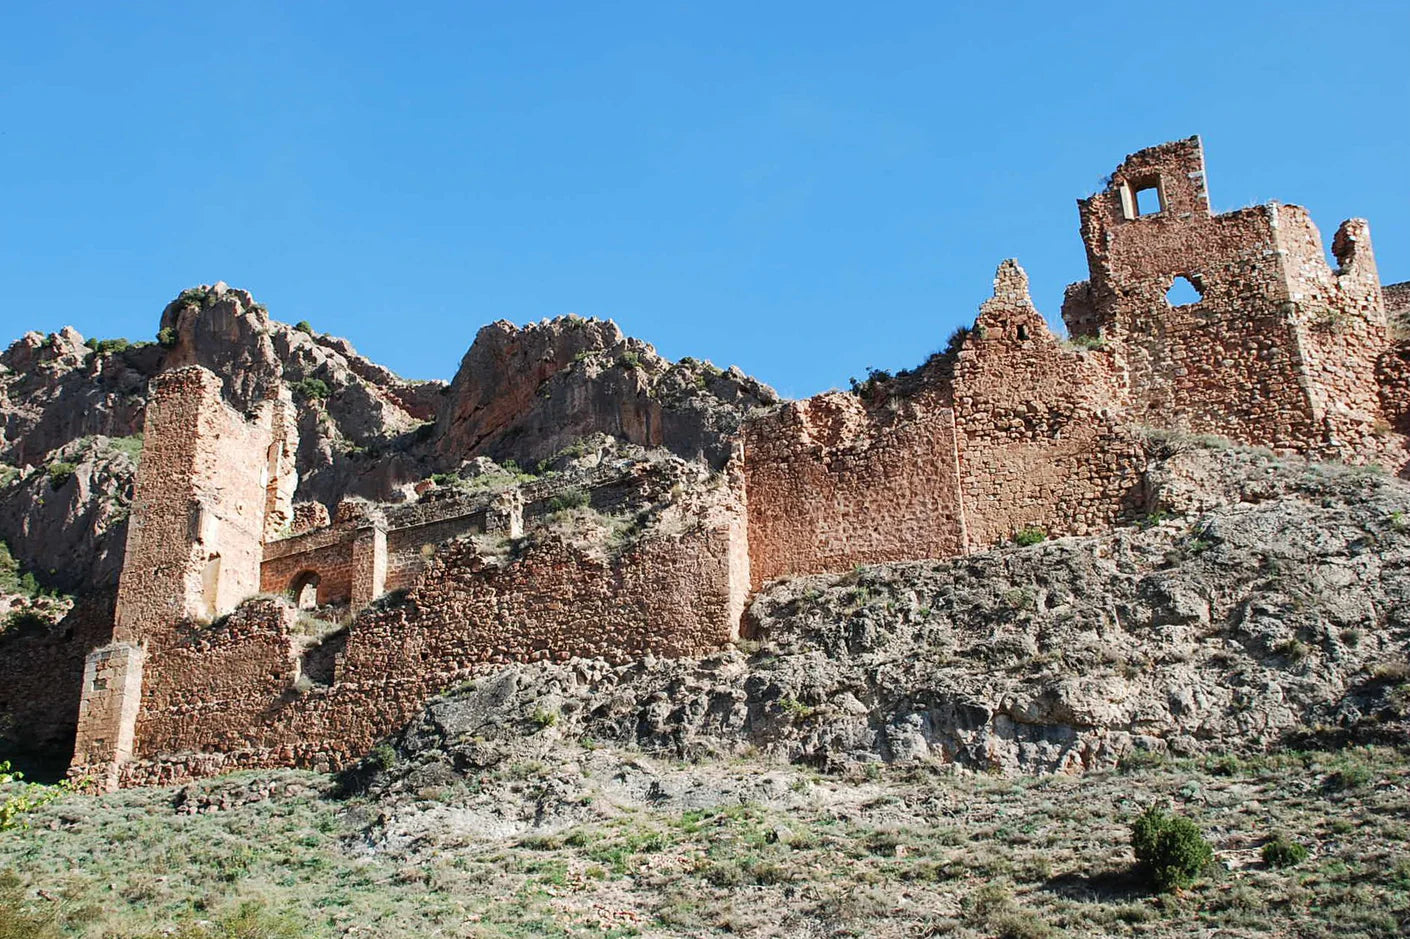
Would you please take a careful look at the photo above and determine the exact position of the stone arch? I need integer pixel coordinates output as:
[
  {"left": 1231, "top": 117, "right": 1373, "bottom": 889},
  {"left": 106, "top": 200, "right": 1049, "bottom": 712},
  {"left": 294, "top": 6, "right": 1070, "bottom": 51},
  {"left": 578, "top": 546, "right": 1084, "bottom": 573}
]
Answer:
[{"left": 289, "top": 570, "right": 321, "bottom": 610}]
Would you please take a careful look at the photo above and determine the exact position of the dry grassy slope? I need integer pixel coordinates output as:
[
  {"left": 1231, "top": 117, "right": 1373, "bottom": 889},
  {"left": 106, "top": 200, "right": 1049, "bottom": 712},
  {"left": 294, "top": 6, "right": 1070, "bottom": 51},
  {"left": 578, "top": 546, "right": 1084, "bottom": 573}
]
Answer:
[
  {"left": 0, "top": 747, "right": 1407, "bottom": 937},
  {"left": 0, "top": 443, "right": 1409, "bottom": 937}
]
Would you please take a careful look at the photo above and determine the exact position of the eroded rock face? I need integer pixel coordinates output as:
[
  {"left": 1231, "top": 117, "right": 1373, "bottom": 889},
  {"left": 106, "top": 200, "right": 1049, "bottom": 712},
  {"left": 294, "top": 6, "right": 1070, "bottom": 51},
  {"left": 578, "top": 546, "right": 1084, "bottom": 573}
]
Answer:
[
  {"left": 356, "top": 448, "right": 1410, "bottom": 780},
  {"left": 0, "top": 329, "right": 153, "bottom": 468},
  {"left": 435, "top": 317, "right": 777, "bottom": 469},
  {"left": 0, "top": 286, "right": 459, "bottom": 592}
]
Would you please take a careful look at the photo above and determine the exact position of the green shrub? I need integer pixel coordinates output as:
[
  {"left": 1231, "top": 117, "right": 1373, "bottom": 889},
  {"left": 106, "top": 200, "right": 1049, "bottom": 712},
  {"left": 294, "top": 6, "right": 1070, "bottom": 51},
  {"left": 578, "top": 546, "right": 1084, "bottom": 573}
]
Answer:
[
  {"left": 0, "top": 762, "right": 69, "bottom": 832},
  {"left": 1013, "top": 526, "right": 1047, "bottom": 547},
  {"left": 294, "top": 320, "right": 315, "bottom": 335},
  {"left": 548, "top": 488, "right": 590, "bottom": 512},
  {"left": 177, "top": 286, "right": 210, "bottom": 307},
  {"left": 1131, "top": 804, "right": 1213, "bottom": 891},
  {"left": 156, "top": 326, "right": 178, "bottom": 349},
  {"left": 85, "top": 337, "right": 130, "bottom": 356},
  {"left": 291, "top": 378, "right": 331, "bottom": 400},
  {"left": 107, "top": 434, "right": 143, "bottom": 463},
  {"left": 618, "top": 350, "right": 643, "bottom": 370},
  {"left": 0, "top": 542, "right": 21, "bottom": 595},
  {"left": 46, "top": 461, "right": 77, "bottom": 490},
  {"left": 370, "top": 743, "right": 397, "bottom": 771},
  {"left": 945, "top": 325, "right": 973, "bottom": 354},
  {"left": 1065, "top": 333, "right": 1106, "bottom": 351},
  {"left": 1262, "top": 834, "right": 1310, "bottom": 869}
]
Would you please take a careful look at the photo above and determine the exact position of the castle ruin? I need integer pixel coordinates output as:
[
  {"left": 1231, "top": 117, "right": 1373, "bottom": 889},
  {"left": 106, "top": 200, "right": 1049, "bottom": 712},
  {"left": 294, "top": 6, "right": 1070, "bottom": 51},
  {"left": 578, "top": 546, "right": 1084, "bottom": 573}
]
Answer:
[{"left": 65, "top": 137, "right": 1408, "bottom": 788}]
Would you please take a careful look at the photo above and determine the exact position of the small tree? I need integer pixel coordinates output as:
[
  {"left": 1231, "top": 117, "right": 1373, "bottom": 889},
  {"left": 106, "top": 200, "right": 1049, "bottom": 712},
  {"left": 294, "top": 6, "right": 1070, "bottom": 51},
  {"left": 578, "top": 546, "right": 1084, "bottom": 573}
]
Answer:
[{"left": 1131, "top": 803, "right": 1213, "bottom": 892}]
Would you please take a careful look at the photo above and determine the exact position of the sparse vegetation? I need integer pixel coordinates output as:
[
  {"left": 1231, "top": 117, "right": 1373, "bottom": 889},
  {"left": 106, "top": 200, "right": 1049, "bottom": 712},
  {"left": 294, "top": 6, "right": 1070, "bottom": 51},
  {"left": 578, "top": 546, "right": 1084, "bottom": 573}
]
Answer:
[
  {"left": 548, "top": 487, "right": 591, "bottom": 512},
  {"left": 156, "top": 326, "right": 178, "bottom": 348},
  {"left": 1262, "top": 833, "right": 1310, "bottom": 868},
  {"left": 45, "top": 460, "right": 77, "bottom": 490},
  {"left": 1, "top": 748, "right": 1406, "bottom": 937},
  {"left": 294, "top": 320, "right": 315, "bottom": 336},
  {"left": 291, "top": 377, "right": 330, "bottom": 401},
  {"left": 848, "top": 367, "right": 893, "bottom": 398},
  {"left": 84, "top": 337, "right": 130, "bottom": 356},
  {"left": 1012, "top": 526, "right": 1047, "bottom": 547}
]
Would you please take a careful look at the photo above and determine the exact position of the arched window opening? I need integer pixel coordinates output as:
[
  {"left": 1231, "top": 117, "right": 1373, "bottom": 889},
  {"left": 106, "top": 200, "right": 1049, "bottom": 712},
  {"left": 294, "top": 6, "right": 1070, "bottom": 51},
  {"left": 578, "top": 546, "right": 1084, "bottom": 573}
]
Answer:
[
  {"left": 290, "top": 571, "right": 321, "bottom": 611},
  {"left": 1166, "top": 275, "right": 1204, "bottom": 307}
]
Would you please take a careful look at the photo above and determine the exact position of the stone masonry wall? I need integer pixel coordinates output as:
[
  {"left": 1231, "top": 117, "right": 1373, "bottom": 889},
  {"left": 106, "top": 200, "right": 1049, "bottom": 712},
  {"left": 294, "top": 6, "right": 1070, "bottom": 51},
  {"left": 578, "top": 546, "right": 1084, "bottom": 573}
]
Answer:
[
  {"left": 1278, "top": 213, "right": 1402, "bottom": 464},
  {"left": 73, "top": 365, "right": 277, "bottom": 787},
  {"left": 1063, "top": 138, "right": 1322, "bottom": 450},
  {"left": 952, "top": 261, "right": 1143, "bottom": 548},
  {"left": 112, "top": 367, "right": 274, "bottom": 637},
  {"left": 742, "top": 392, "right": 967, "bottom": 589},
  {"left": 114, "top": 492, "right": 747, "bottom": 785}
]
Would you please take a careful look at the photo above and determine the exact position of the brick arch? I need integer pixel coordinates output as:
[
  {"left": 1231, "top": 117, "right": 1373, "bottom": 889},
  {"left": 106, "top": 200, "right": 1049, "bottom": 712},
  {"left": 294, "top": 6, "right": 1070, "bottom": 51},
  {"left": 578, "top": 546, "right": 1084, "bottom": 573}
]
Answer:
[{"left": 289, "top": 570, "right": 321, "bottom": 610}]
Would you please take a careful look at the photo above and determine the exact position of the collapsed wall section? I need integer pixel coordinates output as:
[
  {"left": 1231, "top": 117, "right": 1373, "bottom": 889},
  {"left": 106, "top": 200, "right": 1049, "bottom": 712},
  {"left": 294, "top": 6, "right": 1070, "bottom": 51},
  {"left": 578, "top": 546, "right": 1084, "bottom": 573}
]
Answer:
[
  {"left": 953, "top": 262, "right": 1143, "bottom": 547},
  {"left": 107, "top": 479, "right": 749, "bottom": 785}
]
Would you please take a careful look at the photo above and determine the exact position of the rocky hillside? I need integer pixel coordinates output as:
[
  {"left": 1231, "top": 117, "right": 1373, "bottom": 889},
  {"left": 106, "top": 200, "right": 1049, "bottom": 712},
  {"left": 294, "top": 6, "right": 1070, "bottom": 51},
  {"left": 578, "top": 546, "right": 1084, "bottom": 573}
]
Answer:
[
  {"left": 2, "top": 443, "right": 1408, "bottom": 936},
  {"left": 0, "top": 283, "right": 774, "bottom": 594},
  {"left": 344, "top": 445, "right": 1410, "bottom": 801}
]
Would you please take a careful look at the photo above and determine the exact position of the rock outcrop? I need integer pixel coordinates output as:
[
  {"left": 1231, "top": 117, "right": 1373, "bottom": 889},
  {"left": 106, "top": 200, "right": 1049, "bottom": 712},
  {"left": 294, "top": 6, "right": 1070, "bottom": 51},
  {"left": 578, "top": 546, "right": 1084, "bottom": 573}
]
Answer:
[
  {"left": 0, "top": 288, "right": 775, "bottom": 596},
  {"left": 435, "top": 317, "right": 777, "bottom": 470}
]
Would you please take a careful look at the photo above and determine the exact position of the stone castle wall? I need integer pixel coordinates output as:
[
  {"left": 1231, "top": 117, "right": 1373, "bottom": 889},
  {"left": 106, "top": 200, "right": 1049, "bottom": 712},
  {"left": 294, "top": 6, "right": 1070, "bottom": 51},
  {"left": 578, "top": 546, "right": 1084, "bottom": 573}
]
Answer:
[
  {"left": 114, "top": 494, "right": 747, "bottom": 786},
  {"left": 63, "top": 136, "right": 1409, "bottom": 788},
  {"left": 951, "top": 262, "right": 1145, "bottom": 548},
  {"left": 742, "top": 392, "right": 967, "bottom": 588}
]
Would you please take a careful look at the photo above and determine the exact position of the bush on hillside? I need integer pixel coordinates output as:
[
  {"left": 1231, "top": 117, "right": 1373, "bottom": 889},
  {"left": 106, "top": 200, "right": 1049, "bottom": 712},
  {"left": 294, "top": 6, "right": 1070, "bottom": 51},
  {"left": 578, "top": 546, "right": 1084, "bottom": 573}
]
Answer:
[{"left": 1131, "top": 804, "right": 1213, "bottom": 891}]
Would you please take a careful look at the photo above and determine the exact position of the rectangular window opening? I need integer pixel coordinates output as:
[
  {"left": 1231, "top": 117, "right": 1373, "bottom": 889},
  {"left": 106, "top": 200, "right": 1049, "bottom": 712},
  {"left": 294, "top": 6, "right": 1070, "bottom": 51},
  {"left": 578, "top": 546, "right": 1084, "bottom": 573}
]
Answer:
[{"left": 1134, "top": 183, "right": 1163, "bottom": 217}]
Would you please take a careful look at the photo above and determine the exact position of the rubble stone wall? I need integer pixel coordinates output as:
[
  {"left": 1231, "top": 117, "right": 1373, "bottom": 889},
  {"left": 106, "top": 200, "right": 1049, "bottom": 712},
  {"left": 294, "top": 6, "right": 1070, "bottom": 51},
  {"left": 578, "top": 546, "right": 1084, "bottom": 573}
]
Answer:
[
  {"left": 742, "top": 392, "right": 967, "bottom": 588},
  {"left": 1064, "top": 138, "right": 1323, "bottom": 449},
  {"left": 113, "top": 367, "right": 273, "bottom": 637},
  {"left": 115, "top": 501, "right": 747, "bottom": 786},
  {"left": 952, "top": 261, "right": 1144, "bottom": 547}
]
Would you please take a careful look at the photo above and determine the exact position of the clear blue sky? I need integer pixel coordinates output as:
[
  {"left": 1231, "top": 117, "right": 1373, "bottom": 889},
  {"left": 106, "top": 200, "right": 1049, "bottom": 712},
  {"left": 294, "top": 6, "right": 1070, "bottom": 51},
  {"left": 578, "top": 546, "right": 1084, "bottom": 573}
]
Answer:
[{"left": 2, "top": 2, "right": 1406, "bottom": 399}]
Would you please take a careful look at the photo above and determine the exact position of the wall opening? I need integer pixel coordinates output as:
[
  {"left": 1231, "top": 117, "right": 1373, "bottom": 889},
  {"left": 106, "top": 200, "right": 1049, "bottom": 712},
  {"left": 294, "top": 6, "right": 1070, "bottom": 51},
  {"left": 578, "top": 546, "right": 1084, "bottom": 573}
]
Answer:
[
  {"left": 1166, "top": 275, "right": 1204, "bottom": 307},
  {"left": 1134, "top": 183, "right": 1163, "bottom": 217},
  {"left": 298, "top": 627, "right": 348, "bottom": 687},
  {"left": 290, "top": 571, "right": 321, "bottom": 610}
]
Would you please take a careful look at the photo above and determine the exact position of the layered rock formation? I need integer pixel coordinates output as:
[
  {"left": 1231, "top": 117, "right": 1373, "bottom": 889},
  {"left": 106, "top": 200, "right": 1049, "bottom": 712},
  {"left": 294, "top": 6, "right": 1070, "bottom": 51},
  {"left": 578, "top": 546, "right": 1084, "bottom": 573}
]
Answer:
[{"left": 435, "top": 317, "right": 776, "bottom": 470}]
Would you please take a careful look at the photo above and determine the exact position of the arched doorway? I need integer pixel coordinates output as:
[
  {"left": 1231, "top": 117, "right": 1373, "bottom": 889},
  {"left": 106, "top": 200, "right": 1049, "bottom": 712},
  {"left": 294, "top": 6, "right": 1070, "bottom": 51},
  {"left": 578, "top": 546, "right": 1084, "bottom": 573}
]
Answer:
[{"left": 289, "top": 571, "right": 321, "bottom": 611}]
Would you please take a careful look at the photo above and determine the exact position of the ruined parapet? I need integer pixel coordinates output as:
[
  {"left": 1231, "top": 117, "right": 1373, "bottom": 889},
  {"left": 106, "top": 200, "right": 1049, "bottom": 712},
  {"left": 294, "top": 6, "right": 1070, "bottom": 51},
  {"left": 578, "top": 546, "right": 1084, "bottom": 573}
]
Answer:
[{"left": 951, "top": 262, "right": 1141, "bottom": 546}]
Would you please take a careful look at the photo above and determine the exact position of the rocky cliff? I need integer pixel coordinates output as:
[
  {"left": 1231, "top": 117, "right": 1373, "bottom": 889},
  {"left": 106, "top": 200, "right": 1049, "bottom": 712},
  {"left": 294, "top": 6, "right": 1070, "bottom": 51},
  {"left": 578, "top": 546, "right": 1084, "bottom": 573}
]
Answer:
[{"left": 0, "top": 283, "right": 775, "bottom": 594}]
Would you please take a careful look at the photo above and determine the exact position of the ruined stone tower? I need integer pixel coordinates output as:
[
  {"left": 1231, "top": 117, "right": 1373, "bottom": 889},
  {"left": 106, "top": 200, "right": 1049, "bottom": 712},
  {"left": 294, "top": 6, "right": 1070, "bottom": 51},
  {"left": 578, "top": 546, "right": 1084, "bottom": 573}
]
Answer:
[
  {"left": 1062, "top": 136, "right": 1391, "bottom": 456},
  {"left": 70, "top": 366, "right": 296, "bottom": 789}
]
